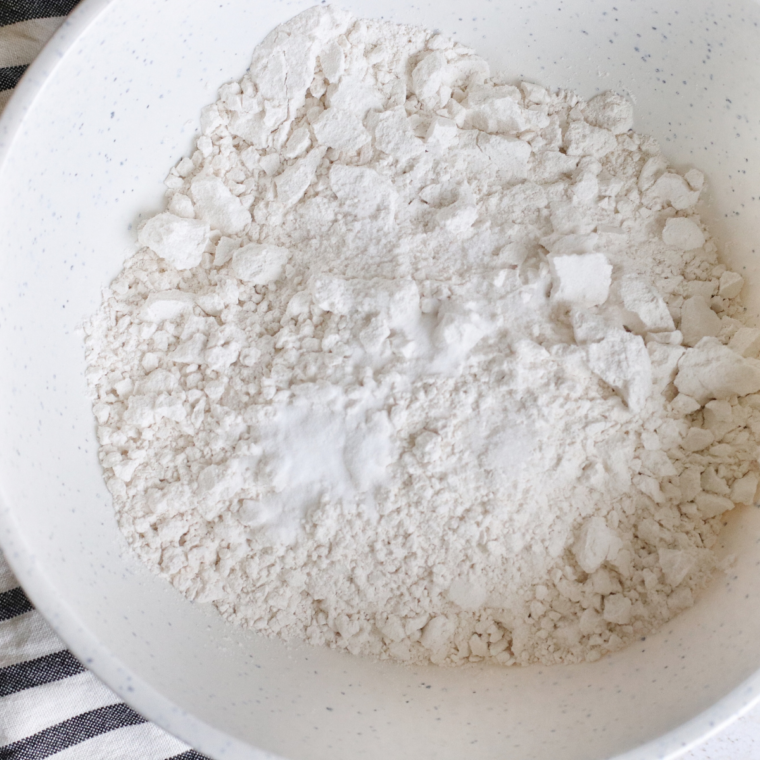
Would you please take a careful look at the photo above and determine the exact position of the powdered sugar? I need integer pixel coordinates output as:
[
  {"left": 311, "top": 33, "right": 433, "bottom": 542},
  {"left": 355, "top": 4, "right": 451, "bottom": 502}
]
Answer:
[{"left": 85, "top": 6, "right": 760, "bottom": 667}]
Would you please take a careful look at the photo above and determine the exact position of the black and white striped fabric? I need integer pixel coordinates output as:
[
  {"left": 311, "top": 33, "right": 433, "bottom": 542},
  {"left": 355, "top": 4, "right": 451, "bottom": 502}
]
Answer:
[
  {"left": 0, "top": 0, "right": 81, "bottom": 110},
  {"left": 0, "top": 553, "right": 208, "bottom": 758}
]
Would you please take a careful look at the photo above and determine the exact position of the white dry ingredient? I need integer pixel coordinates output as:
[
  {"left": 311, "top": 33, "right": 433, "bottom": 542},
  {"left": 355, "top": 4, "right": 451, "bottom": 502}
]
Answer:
[{"left": 85, "top": 6, "right": 760, "bottom": 666}]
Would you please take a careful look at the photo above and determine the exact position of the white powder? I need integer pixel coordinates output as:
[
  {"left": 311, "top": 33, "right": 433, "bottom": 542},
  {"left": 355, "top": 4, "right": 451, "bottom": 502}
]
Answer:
[{"left": 85, "top": 6, "right": 760, "bottom": 666}]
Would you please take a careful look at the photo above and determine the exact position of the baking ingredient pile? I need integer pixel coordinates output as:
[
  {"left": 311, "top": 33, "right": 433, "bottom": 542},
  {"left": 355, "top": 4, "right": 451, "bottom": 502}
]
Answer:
[{"left": 85, "top": 6, "right": 760, "bottom": 666}]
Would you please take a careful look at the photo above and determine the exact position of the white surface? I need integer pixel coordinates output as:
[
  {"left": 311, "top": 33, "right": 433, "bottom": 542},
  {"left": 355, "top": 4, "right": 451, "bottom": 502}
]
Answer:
[
  {"left": 2, "top": 1, "right": 760, "bottom": 759},
  {"left": 686, "top": 705, "right": 760, "bottom": 758}
]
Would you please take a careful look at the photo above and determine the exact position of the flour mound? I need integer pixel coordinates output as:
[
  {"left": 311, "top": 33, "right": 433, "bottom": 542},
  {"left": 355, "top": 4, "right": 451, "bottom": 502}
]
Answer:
[{"left": 85, "top": 6, "right": 760, "bottom": 666}]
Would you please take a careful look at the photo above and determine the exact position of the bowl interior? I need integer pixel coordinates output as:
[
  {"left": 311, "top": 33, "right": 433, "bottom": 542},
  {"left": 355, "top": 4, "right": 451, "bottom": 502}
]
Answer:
[{"left": 2, "top": 0, "right": 760, "bottom": 759}]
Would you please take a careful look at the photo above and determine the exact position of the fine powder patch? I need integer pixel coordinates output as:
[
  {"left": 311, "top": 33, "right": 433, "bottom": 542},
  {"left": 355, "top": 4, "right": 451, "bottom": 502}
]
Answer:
[{"left": 85, "top": 6, "right": 760, "bottom": 666}]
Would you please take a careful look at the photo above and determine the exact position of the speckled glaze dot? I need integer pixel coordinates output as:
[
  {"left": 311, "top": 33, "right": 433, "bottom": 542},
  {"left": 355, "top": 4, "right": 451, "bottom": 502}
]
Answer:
[{"left": 1, "top": 1, "right": 760, "bottom": 759}]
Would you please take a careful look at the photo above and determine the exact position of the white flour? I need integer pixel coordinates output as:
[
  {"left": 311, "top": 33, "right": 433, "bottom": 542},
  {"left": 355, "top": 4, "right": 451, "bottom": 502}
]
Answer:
[{"left": 85, "top": 6, "right": 760, "bottom": 666}]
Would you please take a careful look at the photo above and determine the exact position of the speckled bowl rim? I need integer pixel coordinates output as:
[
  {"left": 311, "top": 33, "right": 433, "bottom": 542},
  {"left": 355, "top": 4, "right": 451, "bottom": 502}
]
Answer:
[{"left": 1, "top": 1, "right": 759, "bottom": 758}]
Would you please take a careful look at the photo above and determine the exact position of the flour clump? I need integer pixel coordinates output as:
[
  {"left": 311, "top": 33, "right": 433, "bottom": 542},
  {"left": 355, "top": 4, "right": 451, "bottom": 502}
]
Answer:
[{"left": 85, "top": 6, "right": 760, "bottom": 666}]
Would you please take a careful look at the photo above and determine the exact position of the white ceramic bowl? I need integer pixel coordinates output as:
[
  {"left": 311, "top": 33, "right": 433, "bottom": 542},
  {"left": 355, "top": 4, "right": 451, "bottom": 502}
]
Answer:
[{"left": 2, "top": 0, "right": 760, "bottom": 758}]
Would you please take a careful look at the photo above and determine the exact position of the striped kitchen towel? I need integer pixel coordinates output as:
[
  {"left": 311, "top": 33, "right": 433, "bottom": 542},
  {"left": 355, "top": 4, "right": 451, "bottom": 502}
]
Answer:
[
  {"left": 0, "top": 553, "right": 208, "bottom": 759},
  {"left": 0, "top": 0, "right": 82, "bottom": 111}
]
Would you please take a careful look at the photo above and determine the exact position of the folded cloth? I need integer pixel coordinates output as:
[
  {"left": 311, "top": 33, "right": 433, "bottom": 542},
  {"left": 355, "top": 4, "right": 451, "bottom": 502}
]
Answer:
[
  {"left": 0, "top": 0, "right": 83, "bottom": 110},
  {"left": 0, "top": 553, "right": 208, "bottom": 759}
]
